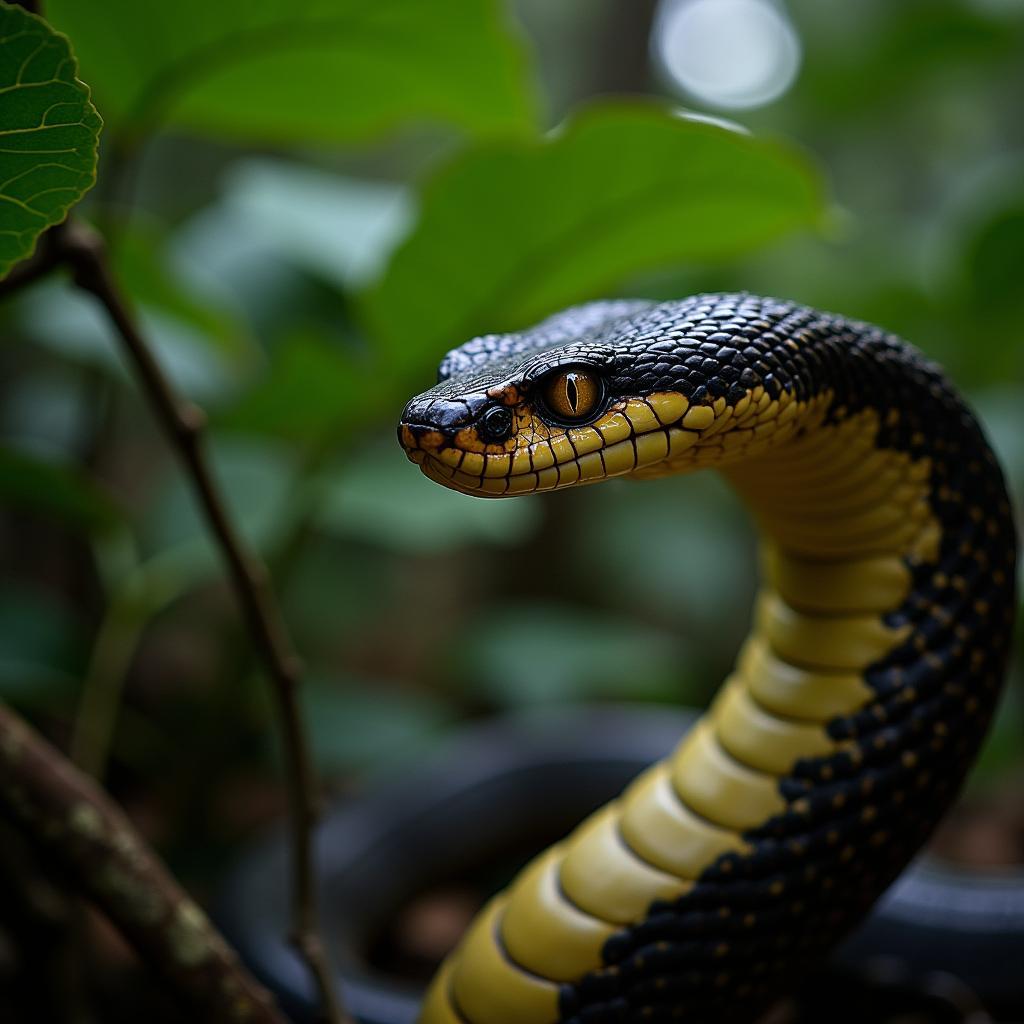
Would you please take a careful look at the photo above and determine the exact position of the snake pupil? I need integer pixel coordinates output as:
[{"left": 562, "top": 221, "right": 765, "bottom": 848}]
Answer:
[{"left": 566, "top": 374, "right": 579, "bottom": 414}]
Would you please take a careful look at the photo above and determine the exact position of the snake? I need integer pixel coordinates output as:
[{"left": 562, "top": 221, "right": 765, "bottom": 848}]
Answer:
[{"left": 396, "top": 293, "right": 1018, "bottom": 1024}]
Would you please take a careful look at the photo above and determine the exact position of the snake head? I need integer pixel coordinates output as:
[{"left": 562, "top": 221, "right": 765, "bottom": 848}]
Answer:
[
  {"left": 398, "top": 295, "right": 825, "bottom": 497},
  {"left": 396, "top": 299, "right": 760, "bottom": 498}
]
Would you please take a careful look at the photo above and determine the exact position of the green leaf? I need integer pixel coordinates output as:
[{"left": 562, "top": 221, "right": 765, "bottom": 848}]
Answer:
[
  {"left": 0, "top": 445, "right": 121, "bottom": 533},
  {"left": 44, "top": 0, "right": 537, "bottom": 146},
  {"left": 363, "top": 102, "right": 827, "bottom": 382},
  {"left": 0, "top": 3, "right": 101, "bottom": 277}
]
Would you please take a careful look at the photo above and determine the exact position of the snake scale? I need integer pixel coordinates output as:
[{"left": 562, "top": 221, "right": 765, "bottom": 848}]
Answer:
[{"left": 397, "top": 294, "right": 1018, "bottom": 1024}]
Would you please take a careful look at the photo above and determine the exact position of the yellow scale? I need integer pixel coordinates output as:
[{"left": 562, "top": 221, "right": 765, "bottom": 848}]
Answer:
[{"left": 422, "top": 389, "right": 942, "bottom": 1024}]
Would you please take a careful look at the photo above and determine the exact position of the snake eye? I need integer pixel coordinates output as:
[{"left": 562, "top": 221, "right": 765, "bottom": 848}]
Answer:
[
  {"left": 478, "top": 404, "right": 513, "bottom": 443},
  {"left": 541, "top": 368, "right": 604, "bottom": 423}
]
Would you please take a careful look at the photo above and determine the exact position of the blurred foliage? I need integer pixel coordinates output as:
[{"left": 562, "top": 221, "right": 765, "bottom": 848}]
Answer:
[
  {"left": 316, "top": 441, "right": 542, "bottom": 555},
  {"left": 0, "top": 4, "right": 100, "bottom": 274},
  {"left": 452, "top": 602, "right": 688, "bottom": 707},
  {"left": 0, "top": 581, "right": 85, "bottom": 704},
  {"left": 0, "top": 446, "right": 121, "bottom": 534},
  {"left": 44, "top": 0, "right": 537, "bottom": 146},
  {"left": 0, "top": 0, "right": 1022, "bottom": 943},
  {"left": 300, "top": 673, "right": 453, "bottom": 777},
  {"left": 364, "top": 102, "right": 824, "bottom": 386}
]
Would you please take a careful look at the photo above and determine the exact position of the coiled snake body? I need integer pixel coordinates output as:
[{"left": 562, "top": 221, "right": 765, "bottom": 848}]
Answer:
[{"left": 397, "top": 294, "right": 1018, "bottom": 1024}]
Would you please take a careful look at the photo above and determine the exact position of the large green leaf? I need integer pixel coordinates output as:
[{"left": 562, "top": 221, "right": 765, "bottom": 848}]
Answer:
[
  {"left": 363, "top": 103, "right": 827, "bottom": 380},
  {"left": 0, "top": 3, "right": 100, "bottom": 277},
  {"left": 44, "top": 0, "right": 536, "bottom": 146}
]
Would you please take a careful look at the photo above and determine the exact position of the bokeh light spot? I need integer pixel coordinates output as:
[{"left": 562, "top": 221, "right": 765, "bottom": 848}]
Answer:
[{"left": 653, "top": 0, "right": 802, "bottom": 111}]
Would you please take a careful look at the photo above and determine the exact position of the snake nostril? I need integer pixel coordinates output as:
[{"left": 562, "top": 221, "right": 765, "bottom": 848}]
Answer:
[{"left": 478, "top": 405, "right": 513, "bottom": 443}]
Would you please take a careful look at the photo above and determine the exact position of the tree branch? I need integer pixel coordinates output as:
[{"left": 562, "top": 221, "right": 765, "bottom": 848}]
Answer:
[
  {"left": 0, "top": 700, "right": 287, "bottom": 1024},
  {"left": 50, "top": 220, "right": 350, "bottom": 1023}
]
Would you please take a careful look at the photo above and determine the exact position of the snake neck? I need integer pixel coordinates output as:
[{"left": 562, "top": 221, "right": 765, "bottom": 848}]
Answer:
[
  {"left": 724, "top": 351, "right": 1015, "bottom": 780},
  {"left": 417, "top": 298, "right": 1018, "bottom": 1024},
  {"left": 559, "top": 320, "right": 1017, "bottom": 1021}
]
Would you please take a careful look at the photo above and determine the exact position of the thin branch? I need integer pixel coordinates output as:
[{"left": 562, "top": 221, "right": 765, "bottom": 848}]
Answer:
[
  {"left": 0, "top": 700, "right": 287, "bottom": 1024},
  {"left": 0, "top": 216, "right": 349, "bottom": 1021},
  {"left": 50, "top": 219, "right": 349, "bottom": 1023}
]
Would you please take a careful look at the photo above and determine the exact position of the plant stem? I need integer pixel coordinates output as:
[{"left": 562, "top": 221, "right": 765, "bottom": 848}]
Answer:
[
  {"left": 50, "top": 219, "right": 349, "bottom": 1023},
  {"left": 1, "top": 211, "right": 351, "bottom": 1021}
]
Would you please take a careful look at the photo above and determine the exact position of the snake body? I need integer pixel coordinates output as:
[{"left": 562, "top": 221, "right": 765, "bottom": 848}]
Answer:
[{"left": 397, "top": 294, "right": 1017, "bottom": 1024}]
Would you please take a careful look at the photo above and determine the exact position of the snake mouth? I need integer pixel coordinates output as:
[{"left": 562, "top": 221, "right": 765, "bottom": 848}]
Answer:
[
  {"left": 406, "top": 417, "right": 705, "bottom": 498},
  {"left": 398, "top": 392, "right": 737, "bottom": 498},
  {"left": 398, "top": 393, "right": 722, "bottom": 497}
]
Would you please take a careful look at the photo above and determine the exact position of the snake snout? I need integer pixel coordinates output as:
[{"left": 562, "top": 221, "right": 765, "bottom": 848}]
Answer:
[{"left": 398, "top": 392, "right": 489, "bottom": 457}]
